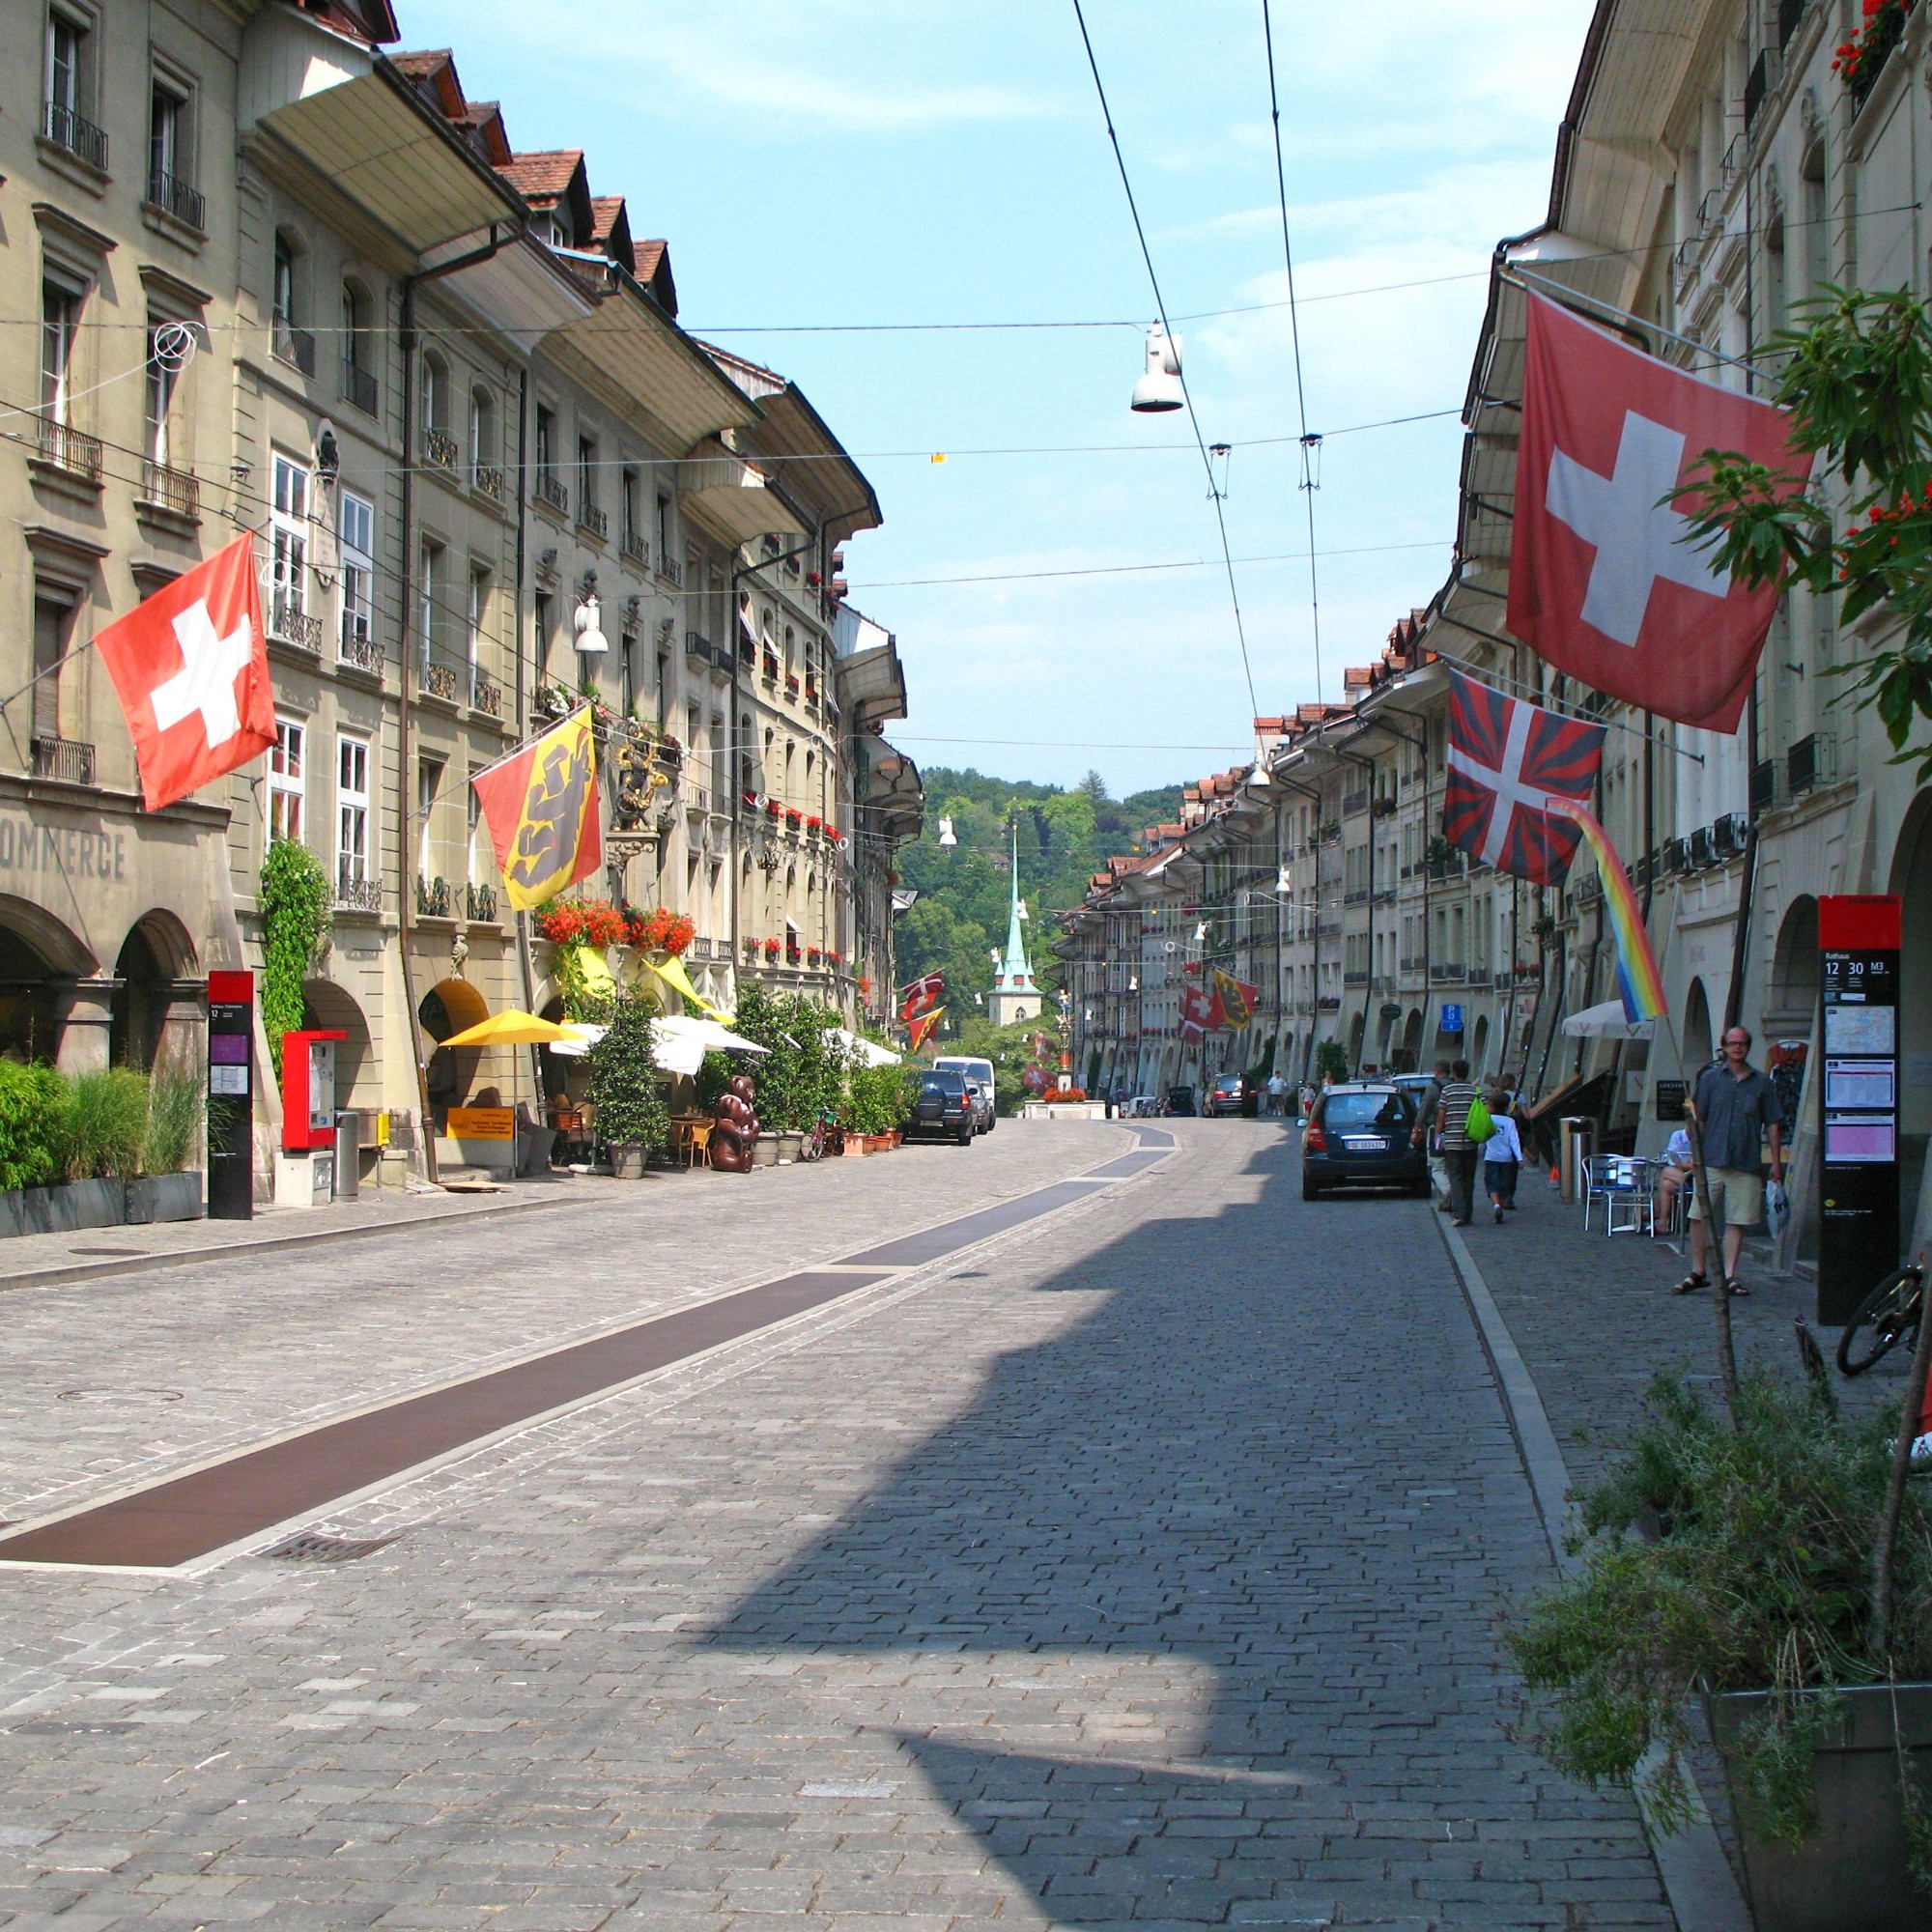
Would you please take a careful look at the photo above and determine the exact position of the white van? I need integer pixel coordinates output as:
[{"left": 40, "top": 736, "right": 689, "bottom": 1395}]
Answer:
[{"left": 933, "top": 1056, "right": 996, "bottom": 1132}]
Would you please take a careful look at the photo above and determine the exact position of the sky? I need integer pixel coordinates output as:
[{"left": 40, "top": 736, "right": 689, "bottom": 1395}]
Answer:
[{"left": 400, "top": 0, "right": 1599, "bottom": 796}]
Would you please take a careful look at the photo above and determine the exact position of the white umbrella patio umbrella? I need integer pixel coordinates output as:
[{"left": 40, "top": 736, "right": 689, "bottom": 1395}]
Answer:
[
  {"left": 1561, "top": 999, "right": 1655, "bottom": 1040},
  {"left": 831, "top": 1027, "right": 900, "bottom": 1067}
]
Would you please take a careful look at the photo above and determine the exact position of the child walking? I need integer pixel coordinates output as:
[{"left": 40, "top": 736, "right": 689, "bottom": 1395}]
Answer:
[{"left": 1482, "top": 1088, "right": 1523, "bottom": 1225}]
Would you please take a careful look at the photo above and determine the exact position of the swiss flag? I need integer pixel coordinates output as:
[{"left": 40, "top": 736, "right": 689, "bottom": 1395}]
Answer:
[
  {"left": 1508, "top": 295, "right": 1809, "bottom": 734},
  {"left": 95, "top": 537, "right": 274, "bottom": 810}
]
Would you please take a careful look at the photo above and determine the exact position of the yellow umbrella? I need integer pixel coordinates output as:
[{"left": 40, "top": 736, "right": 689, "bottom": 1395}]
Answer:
[{"left": 437, "top": 1009, "right": 576, "bottom": 1048}]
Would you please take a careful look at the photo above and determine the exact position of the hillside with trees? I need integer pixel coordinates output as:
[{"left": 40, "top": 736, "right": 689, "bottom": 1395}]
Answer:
[{"left": 892, "top": 768, "right": 1185, "bottom": 1026}]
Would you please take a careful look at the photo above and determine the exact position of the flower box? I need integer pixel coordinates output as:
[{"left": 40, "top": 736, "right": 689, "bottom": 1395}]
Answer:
[
  {"left": 784, "top": 810, "right": 803, "bottom": 830},
  {"left": 763, "top": 939, "right": 781, "bottom": 957},
  {"left": 766, "top": 801, "right": 783, "bottom": 819}
]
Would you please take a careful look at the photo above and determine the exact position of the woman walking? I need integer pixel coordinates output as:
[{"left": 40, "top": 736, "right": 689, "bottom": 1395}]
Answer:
[{"left": 1482, "top": 1086, "right": 1523, "bottom": 1225}]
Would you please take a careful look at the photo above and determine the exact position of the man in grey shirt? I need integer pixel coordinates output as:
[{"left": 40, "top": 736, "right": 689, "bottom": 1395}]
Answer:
[{"left": 1677, "top": 1025, "right": 1785, "bottom": 1296}]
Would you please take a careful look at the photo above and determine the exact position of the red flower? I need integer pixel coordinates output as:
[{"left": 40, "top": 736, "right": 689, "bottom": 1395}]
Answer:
[{"left": 764, "top": 937, "right": 781, "bottom": 956}]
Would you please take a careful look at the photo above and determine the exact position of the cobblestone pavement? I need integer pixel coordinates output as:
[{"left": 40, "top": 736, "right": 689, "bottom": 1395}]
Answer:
[{"left": 0, "top": 1121, "right": 1671, "bottom": 1930}]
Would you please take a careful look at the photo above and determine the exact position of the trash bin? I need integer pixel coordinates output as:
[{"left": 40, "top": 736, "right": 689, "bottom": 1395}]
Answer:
[
  {"left": 1559, "top": 1116, "right": 1592, "bottom": 1203},
  {"left": 333, "top": 1111, "right": 360, "bottom": 1200}
]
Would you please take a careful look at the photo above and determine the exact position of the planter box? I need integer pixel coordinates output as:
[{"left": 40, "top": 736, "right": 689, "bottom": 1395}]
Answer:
[
  {"left": 609, "top": 1142, "right": 648, "bottom": 1180},
  {"left": 0, "top": 1177, "right": 129, "bottom": 1238},
  {"left": 1710, "top": 1683, "right": 1932, "bottom": 1932},
  {"left": 125, "top": 1173, "right": 204, "bottom": 1225},
  {"left": 838, "top": 1136, "right": 867, "bottom": 1156},
  {"left": 753, "top": 1135, "right": 780, "bottom": 1168},
  {"left": 775, "top": 1130, "right": 803, "bottom": 1164}
]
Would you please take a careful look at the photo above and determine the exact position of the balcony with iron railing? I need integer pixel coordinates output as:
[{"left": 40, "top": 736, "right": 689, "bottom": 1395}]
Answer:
[
  {"left": 335, "top": 866, "right": 382, "bottom": 914},
  {"left": 470, "top": 462, "right": 503, "bottom": 503},
  {"left": 272, "top": 319, "right": 317, "bottom": 377},
  {"left": 534, "top": 470, "right": 568, "bottom": 517},
  {"left": 1787, "top": 730, "right": 1835, "bottom": 795},
  {"left": 620, "top": 526, "right": 648, "bottom": 569},
  {"left": 419, "top": 659, "right": 461, "bottom": 703},
  {"left": 469, "top": 668, "right": 502, "bottom": 718},
  {"left": 146, "top": 166, "right": 205, "bottom": 231},
  {"left": 414, "top": 874, "right": 455, "bottom": 920},
  {"left": 270, "top": 594, "right": 324, "bottom": 655},
  {"left": 424, "top": 428, "right": 459, "bottom": 471},
  {"left": 43, "top": 99, "right": 107, "bottom": 170},
  {"left": 338, "top": 613, "right": 381, "bottom": 674},
  {"left": 31, "top": 736, "right": 95, "bottom": 785},
  {"left": 139, "top": 459, "right": 198, "bottom": 520},
  {"left": 464, "top": 879, "right": 499, "bottom": 923},
  {"left": 578, "top": 501, "right": 609, "bottom": 542},
  {"left": 657, "top": 554, "right": 683, "bottom": 587},
  {"left": 1430, "top": 961, "right": 1465, "bottom": 983},
  {"left": 342, "top": 360, "right": 379, "bottom": 417},
  {"left": 1342, "top": 789, "right": 1370, "bottom": 817},
  {"left": 1777, "top": 0, "right": 1806, "bottom": 50},
  {"left": 34, "top": 414, "right": 102, "bottom": 484}
]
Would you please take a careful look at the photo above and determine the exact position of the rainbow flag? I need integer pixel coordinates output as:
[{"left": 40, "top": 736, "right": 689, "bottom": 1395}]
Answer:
[{"left": 1546, "top": 800, "right": 1667, "bottom": 1024}]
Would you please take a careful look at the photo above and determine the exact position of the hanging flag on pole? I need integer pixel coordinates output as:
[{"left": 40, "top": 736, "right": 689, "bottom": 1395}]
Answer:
[
  {"left": 908, "top": 1008, "right": 944, "bottom": 1055},
  {"left": 1544, "top": 800, "right": 1667, "bottom": 1024},
  {"left": 1508, "top": 294, "right": 1810, "bottom": 733},
  {"left": 93, "top": 535, "right": 275, "bottom": 811},
  {"left": 1443, "top": 668, "right": 1606, "bottom": 885},
  {"left": 900, "top": 971, "right": 944, "bottom": 1024},
  {"left": 470, "top": 706, "right": 603, "bottom": 911},
  {"left": 1211, "top": 970, "right": 1261, "bottom": 1030},
  {"left": 1179, "top": 980, "right": 1217, "bottom": 1043}
]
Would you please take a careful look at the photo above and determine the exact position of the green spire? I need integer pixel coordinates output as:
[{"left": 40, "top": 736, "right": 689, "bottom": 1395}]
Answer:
[{"left": 997, "top": 817, "right": 1036, "bottom": 991}]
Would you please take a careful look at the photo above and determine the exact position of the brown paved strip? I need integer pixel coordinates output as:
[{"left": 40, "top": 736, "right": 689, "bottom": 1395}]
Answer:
[
  {"left": 837, "top": 1180, "right": 1106, "bottom": 1268},
  {"left": 0, "top": 1270, "right": 887, "bottom": 1571}
]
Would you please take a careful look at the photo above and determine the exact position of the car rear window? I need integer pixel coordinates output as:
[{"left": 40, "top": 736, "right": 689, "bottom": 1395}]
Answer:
[
  {"left": 1321, "top": 1093, "right": 1413, "bottom": 1131},
  {"left": 922, "top": 1072, "right": 963, "bottom": 1093}
]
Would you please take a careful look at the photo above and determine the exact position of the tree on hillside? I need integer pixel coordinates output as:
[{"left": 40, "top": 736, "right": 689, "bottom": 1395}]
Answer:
[{"left": 895, "top": 896, "right": 993, "bottom": 1013}]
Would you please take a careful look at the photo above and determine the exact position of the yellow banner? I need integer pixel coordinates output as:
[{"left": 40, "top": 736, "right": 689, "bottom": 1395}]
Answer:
[{"left": 472, "top": 707, "right": 602, "bottom": 912}]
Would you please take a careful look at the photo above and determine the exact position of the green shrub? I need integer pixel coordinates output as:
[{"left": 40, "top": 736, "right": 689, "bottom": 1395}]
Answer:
[
  {"left": 731, "top": 983, "right": 846, "bottom": 1131},
  {"left": 585, "top": 994, "right": 669, "bottom": 1153},
  {"left": 66, "top": 1068, "right": 150, "bottom": 1181},
  {"left": 143, "top": 1070, "right": 206, "bottom": 1175},
  {"left": 1507, "top": 1372, "right": 1932, "bottom": 1848},
  {"left": 844, "top": 1063, "right": 915, "bottom": 1135},
  {"left": 259, "top": 838, "right": 332, "bottom": 1077},
  {"left": 0, "top": 1064, "right": 71, "bottom": 1191}
]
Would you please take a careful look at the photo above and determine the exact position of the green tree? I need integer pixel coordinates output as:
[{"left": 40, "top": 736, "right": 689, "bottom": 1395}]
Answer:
[
  {"left": 585, "top": 994, "right": 669, "bottom": 1153},
  {"left": 259, "top": 838, "right": 332, "bottom": 1076},
  {"left": 1681, "top": 286, "right": 1932, "bottom": 778}
]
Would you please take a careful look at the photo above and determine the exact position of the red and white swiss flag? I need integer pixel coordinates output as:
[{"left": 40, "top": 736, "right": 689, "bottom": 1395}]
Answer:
[
  {"left": 1507, "top": 295, "right": 1810, "bottom": 735},
  {"left": 95, "top": 536, "right": 274, "bottom": 810}
]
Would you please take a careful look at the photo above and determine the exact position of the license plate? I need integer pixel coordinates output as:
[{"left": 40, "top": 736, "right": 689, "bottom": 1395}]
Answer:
[{"left": 1342, "top": 1137, "right": 1386, "bottom": 1152}]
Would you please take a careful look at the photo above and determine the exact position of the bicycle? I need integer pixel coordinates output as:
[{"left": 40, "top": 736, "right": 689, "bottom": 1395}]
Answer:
[
  {"left": 797, "top": 1110, "right": 835, "bottom": 1163},
  {"left": 1836, "top": 1255, "right": 1927, "bottom": 1377}
]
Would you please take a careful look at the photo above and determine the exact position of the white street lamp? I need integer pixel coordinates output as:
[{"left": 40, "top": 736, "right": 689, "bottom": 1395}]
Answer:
[{"left": 1130, "top": 326, "right": 1183, "bottom": 412}]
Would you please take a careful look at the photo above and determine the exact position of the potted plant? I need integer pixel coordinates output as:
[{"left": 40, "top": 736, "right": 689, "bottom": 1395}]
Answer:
[
  {"left": 584, "top": 993, "right": 668, "bottom": 1179},
  {"left": 1507, "top": 1365, "right": 1932, "bottom": 1931}
]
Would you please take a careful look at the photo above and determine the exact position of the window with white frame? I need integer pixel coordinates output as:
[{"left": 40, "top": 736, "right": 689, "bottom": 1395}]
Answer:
[
  {"left": 416, "top": 754, "right": 444, "bottom": 882},
  {"left": 269, "top": 718, "right": 304, "bottom": 845},
  {"left": 270, "top": 451, "right": 308, "bottom": 634},
  {"left": 467, "top": 563, "right": 489, "bottom": 682},
  {"left": 337, "top": 733, "right": 370, "bottom": 886},
  {"left": 41, "top": 274, "right": 81, "bottom": 424},
  {"left": 418, "top": 536, "right": 443, "bottom": 673},
  {"left": 144, "top": 312, "right": 183, "bottom": 470},
  {"left": 338, "top": 489, "right": 374, "bottom": 660}
]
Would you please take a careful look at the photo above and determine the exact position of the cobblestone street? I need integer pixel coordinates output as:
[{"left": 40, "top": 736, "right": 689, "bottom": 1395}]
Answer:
[{"left": 0, "top": 1121, "right": 1674, "bottom": 1929}]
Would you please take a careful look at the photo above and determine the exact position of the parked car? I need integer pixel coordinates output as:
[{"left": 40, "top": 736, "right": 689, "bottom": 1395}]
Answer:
[
  {"left": 1165, "top": 1085, "right": 1197, "bottom": 1117},
  {"left": 934, "top": 1055, "right": 996, "bottom": 1133},
  {"left": 960, "top": 1075, "right": 990, "bottom": 1133},
  {"left": 905, "top": 1067, "right": 976, "bottom": 1146},
  {"left": 1206, "top": 1073, "right": 1246, "bottom": 1118},
  {"left": 1301, "top": 1082, "right": 1428, "bottom": 1201}
]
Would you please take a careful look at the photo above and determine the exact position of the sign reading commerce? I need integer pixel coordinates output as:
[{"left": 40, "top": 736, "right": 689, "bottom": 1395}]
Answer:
[{"left": 0, "top": 814, "right": 129, "bottom": 882}]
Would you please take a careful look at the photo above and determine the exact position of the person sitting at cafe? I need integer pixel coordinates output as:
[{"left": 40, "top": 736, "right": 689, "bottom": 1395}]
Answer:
[{"left": 1652, "top": 1122, "right": 1694, "bottom": 1235}]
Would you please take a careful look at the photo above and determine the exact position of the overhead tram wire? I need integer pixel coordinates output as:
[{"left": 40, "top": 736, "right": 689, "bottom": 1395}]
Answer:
[
  {"left": 1068, "top": 0, "right": 1260, "bottom": 723},
  {"left": 1262, "top": 0, "right": 1325, "bottom": 707}
]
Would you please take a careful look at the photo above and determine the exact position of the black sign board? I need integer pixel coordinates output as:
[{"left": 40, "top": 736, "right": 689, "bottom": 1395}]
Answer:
[
  {"left": 1817, "top": 898, "right": 1901, "bottom": 1324},
  {"left": 207, "top": 969, "right": 254, "bottom": 1222},
  {"left": 1654, "top": 1079, "right": 1687, "bottom": 1123}
]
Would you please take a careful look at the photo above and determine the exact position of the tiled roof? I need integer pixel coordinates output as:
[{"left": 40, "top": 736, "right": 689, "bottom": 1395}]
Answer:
[
  {"left": 389, "top": 47, "right": 451, "bottom": 78},
  {"left": 497, "top": 151, "right": 583, "bottom": 206},
  {"left": 635, "top": 239, "right": 668, "bottom": 279}
]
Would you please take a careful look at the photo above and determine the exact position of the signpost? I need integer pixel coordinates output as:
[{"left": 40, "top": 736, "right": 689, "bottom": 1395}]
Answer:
[
  {"left": 1818, "top": 895, "right": 1902, "bottom": 1324},
  {"left": 206, "top": 969, "right": 254, "bottom": 1221},
  {"left": 1440, "top": 1003, "right": 1464, "bottom": 1037}
]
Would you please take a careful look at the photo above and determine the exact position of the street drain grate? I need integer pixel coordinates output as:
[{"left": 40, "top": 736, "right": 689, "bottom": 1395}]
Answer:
[
  {"left": 57, "top": 1387, "right": 184, "bottom": 1406},
  {"left": 259, "top": 1529, "right": 401, "bottom": 1564},
  {"left": 69, "top": 1246, "right": 147, "bottom": 1258}
]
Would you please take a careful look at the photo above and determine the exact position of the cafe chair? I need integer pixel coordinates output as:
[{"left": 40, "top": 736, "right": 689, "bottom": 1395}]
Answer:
[{"left": 1583, "top": 1153, "right": 1652, "bottom": 1236}]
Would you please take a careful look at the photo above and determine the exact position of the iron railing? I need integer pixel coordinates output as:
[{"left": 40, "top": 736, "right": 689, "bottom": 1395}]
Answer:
[
  {"left": 420, "top": 660, "right": 461, "bottom": 703},
  {"left": 424, "top": 428, "right": 459, "bottom": 470},
  {"left": 335, "top": 867, "right": 382, "bottom": 913},
  {"left": 1787, "top": 731, "right": 1834, "bottom": 794},
  {"left": 471, "top": 462, "right": 503, "bottom": 502},
  {"left": 338, "top": 614, "right": 382, "bottom": 673},
  {"left": 31, "top": 736, "right": 95, "bottom": 785},
  {"left": 43, "top": 100, "right": 107, "bottom": 169},
  {"left": 272, "top": 320, "right": 316, "bottom": 376},
  {"left": 36, "top": 416, "right": 102, "bottom": 482},
  {"left": 270, "top": 596, "right": 324, "bottom": 653},
  {"left": 578, "top": 502, "right": 609, "bottom": 541},
  {"left": 657, "top": 554, "right": 683, "bottom": 587},
  {"left": 464, "top": 880, "right": 498, "bottom": 923},
  {"left": 469, "top": 668, "right": 501, "bottom": 717},
  {"left": 147, "top": 166, "right": 205, "bottom": 230},
  {"left": 620, "top": 527, "right": 648, "bottom": 569},
  {"left": 140, "top": 460, "right": 198, "bottom": 518},
  {"left": 534, "top": 471, "right": 569, "bottom": 517}
]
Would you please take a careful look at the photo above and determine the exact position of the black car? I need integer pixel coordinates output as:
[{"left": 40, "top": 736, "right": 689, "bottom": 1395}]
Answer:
[
  {"left": 905, "top": 1068, "right": 976, "bottom": 1146},
  {"left": 1165, "top": 1085, "right": 1197, "bottom": 1117},
  {"left": 1206, "top": 1073, "right": 1245, "bottom": 1118},
  {"left": 1301, "top": 1082, "right": 1428, "bottom": 1200}
]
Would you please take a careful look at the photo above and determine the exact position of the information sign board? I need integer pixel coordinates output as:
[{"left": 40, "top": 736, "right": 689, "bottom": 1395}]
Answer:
[{"left": 206, "top": 969, "right": 254, "bottom": 1222}]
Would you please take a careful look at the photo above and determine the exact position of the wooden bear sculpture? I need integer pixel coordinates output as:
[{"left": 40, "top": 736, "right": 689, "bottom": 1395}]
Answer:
[{"left": 711, "top": 1073, "right": 760, "bottom": 1173}]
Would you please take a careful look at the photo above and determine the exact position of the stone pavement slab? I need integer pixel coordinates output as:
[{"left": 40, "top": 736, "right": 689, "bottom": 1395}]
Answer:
[{"left": 0, "top": 1121, "right": 1671, "bottom": 1928}]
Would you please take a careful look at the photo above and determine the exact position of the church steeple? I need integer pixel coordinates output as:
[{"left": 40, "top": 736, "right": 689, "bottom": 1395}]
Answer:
[{"left": 988, "top": 816, "right": 1041, "bottom": 1025}]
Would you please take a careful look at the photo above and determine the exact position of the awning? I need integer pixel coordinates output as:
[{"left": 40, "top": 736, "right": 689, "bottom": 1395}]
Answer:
[
  {"left": 242, "top": 31, "right": 521, "bottom": 258},
  {"left": 837, "top": 641, "right": 908, "bottom": 730},
  {"left": 1561, "top": 999, "right": 1654, "bottom": 1040},
  {"left": 678, "top": 440, "right": 804, "bottom": 546},
  {"left": 548, "top": 296, "right": 758, "bottom": 455},
  {"left": 650, "top": 1015, "right": 770, "bottom": 1078},
  {"left": 833, "top": 1028, "right": 900, "bottom": 1068}
]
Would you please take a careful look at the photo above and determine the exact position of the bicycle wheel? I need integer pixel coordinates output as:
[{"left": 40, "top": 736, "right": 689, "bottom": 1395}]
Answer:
[{"left": 1836, "top": 1267, "right": 1925, "bottom": 1377}]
